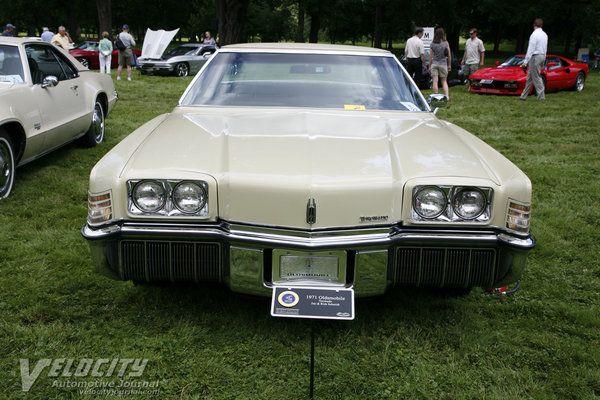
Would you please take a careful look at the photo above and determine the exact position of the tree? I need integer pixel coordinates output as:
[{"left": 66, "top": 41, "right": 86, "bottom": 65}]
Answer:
[
  {"left": 96, "top": 0, "right": 112, "bottom": 38},
  {"left": 216, "top": 0, "right": 251, "bottom": 45}
]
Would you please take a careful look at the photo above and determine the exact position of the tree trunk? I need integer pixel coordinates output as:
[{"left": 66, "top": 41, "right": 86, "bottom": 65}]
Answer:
[
  {"left": 373, "top": 5, "right": 383, "bottom": 49},
  {"left": 296, "top": 0, "right": 305, "bottom": 43},
  {"left": 308, "top": 12, "right": 319, "bottom": 43},
  {"left": 96, "top": 0, "right": 112, "bottom": 38},
  {"left": 216, "top": 0, "right": 251, "bottom": 45}
]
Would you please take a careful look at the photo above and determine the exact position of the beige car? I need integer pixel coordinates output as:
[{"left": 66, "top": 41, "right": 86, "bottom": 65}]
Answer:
[
  {"left": 83, "top": 43, "right": 535, "bottom": 300},
  {"left": 0, "top": 37, "right": 117, "bottom": 198}
]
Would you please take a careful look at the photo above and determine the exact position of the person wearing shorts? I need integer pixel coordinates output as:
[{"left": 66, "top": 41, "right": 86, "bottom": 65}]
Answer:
[
  {"left": 116, "top": 24, "right": 136, "bottom": 81},
  {"left": 429, "top": 27, "right": 452, "bottom": 101}
]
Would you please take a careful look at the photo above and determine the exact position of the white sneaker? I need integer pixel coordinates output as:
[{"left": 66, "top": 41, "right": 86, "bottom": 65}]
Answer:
[
  {"left": 116, "top": 76, "right": 121, "bottom": 81},
  {"left": 127, "top": 77, "right": 131, "bottom": 81}
]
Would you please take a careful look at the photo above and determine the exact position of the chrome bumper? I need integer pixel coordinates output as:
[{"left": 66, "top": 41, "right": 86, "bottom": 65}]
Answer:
[{"left": 82, "top": 221, "right": 535, "bottom": 297}]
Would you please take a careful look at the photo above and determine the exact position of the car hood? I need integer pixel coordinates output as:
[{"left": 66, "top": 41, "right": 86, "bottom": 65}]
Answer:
[
  {"left": 473, "top": 67, "right": 527, "bottom": 80},
  {"left": 119, "top": 108, "right": 502, "bottom": 228}
]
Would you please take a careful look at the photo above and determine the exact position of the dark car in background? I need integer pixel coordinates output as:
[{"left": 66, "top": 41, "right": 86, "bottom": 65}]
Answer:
[{"left": 400, "top": 48, "right": 465, "bottom": 89}]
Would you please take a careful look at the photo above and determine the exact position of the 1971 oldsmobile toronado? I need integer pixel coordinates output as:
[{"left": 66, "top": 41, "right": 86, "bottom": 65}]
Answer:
[
  {"left": 82, "top": 43, "right": 535, "bottom": 302},
  {"left": 0, "top": 37, "right": 117, "bottom": 198}
]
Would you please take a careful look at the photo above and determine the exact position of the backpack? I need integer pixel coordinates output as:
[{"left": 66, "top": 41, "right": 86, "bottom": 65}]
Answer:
[{"left": 115, "top": 34, "right": 126, "bottom": 50}]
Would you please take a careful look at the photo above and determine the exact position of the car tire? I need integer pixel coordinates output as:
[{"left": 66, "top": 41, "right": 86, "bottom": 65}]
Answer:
[
  {"left": 572, "top": 71, "right": 585, "bottom": 91},
  {"left": 78, "top": 99, "right": 105, "bottom": 148},
  {"left": 77, "top": 57, "right": 90, "bottom": 69},
  {"left": 175, "top": 63, "right": 189, "bottom": 77},
  {"left": 0, "top": 130, "right": 15, "bottom": 199}
]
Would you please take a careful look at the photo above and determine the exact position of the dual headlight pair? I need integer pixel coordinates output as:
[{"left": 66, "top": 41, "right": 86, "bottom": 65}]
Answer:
[
  {"left": 128, "top": 179, "right": 208, "bottom": 216},
  {"left": 412, "top": 186, "right": 491, "bottom": 222}
]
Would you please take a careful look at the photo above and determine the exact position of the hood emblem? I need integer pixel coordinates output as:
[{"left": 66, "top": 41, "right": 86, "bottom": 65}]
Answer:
[{"left": 306, "top": 198, "right": 316, "bottom": 225}]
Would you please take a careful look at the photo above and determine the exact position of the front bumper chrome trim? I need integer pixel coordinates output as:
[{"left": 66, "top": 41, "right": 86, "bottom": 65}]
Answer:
[{"left": 82, "top": 221, "right": 535, "bottom": 250}]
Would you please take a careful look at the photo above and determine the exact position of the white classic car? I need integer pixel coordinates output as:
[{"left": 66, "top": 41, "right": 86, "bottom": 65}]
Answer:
[
  {"left": 0, "top": 37, "right": 117, "bottom": 198},
  {"left": 82, "top": 43, "right": 535, "bottom": 300}
]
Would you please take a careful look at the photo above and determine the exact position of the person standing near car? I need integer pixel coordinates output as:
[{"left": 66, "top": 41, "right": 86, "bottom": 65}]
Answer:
[
  {"left": 429, "top": 28, "right": 452, "bottom": 101},
  {"left": 116, "top": 24, "right": 136, "bottom": 81},
  {"left": 461, "top": 28, "right": 485, "bottom": 83},
  {"left": 51, "top": 26, "right": 73, "bottom": 50},
  {"left": 2, "top": 24, "right": 16, "bottom": 37},
  {"left": 41, "top": 27, "right": 54, "bottom": 42},
  {"left": 99, "top": 31, "right": 113, "bottom": 74},
  {"left": 203, "top": 31, "right": 216, "bottom": 46},
  {"left": 520, "top": 18, "right": 548, "bottom": 101},
  {"left": 405, "top": 28, "right": 427, "bottom": 86}
]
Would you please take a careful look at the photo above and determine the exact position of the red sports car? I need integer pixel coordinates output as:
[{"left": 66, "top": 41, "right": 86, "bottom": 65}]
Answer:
[
  {"left": 69, "top": 41, "right": 142, "bottom": 70},
  {"left": 469, "top": 54, "right": 588, "bottom": 95}
]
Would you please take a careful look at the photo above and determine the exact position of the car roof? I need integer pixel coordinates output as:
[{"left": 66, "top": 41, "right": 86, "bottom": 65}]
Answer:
[
  {"left": 0, "top": 36, "right": 43, "bottom": 45},
  {"left": 221, "top": 43, "right": 392, "bottom": 56}
]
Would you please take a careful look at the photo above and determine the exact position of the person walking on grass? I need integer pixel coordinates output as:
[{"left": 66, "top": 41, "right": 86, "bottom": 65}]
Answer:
[
  {"left": 429, "top": 27, "right": 452, "bottom": 101},
  {"left": 520, "top": 18, "right": 548, "bottom": 101}
]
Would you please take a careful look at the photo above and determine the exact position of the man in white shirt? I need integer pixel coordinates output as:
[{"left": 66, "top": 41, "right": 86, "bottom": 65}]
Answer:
[
  {"left": 520, "top": 18, "right": 548, "bottom": 101},
  {"left": 461, "top": 28, "right": 485, "bottom": 83},
  {"left": 405, "top": 28, "right": 427, "bottom": 86}
]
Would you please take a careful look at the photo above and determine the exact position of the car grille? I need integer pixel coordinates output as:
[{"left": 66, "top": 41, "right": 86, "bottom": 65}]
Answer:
[
  {"left": 394, "top": 247, "right": 497, "bottom": 288},
  {"left": 120, "top": 240, "right": 221, "bottom": 282},
  {"left": 473, "top": 80, "right": 510, "bottom": 89}
]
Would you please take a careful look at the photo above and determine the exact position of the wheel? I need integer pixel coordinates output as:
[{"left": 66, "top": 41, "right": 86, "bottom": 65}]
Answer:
[
  {"left": 175, "top": 62, "right": 189, "bottom": 77},
  {"left": 572, "top": 71, "right": 585, "bottom": 91},
  {"left": 77, "top": 57, "right": 90, "bottom": 69},
  {"left": 78, "top": 99, "right": 105, "bottom": 147},
  {"left": 0, "top": 130, "right": 15, "bottom": 199}
]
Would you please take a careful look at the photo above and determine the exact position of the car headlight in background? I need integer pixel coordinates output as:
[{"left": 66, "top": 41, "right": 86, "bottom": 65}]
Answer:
[
  {"left": 128, "top": 179, "right": 209, "bottom": 217},
  {"left": 413, "top": 186, "right": 447, "bottom": 219},
  {"left": 132, "top": 180, "right": 166, "bottom": 212},
  {"left": 411, "top": 185, "right": 492, "bottom": 223}
]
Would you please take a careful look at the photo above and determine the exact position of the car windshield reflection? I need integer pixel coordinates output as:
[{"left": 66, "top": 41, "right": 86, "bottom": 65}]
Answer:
[{"left": 500, "top": 56, "right": 525, "bottom": 67}]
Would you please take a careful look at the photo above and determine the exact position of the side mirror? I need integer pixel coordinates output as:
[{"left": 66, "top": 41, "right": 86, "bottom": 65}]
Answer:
[
  {"left": 495, "top": 60, "right": 500, "bottom": 66},
  {"left": 427, "top": 93, "right": 448, "bottom": 114},
  {"left": 41, "top": 75, "right": 58, "bottom": 88}
]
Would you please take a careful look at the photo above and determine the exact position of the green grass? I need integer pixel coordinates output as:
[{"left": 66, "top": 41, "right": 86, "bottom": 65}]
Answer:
[{"left": 1, "top": 69, "right": 599, "bottom": 399}]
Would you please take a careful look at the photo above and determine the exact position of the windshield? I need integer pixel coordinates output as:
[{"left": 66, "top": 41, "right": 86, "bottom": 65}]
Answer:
[
  {"left": 500, "top": 56, "right": 525, "bottom": 67},
  {"left": 181, "top": 52, "right": 428, "bottom": 111},
  {"left": 166, "top": 46, "right": 198, "bottom": 57},
  {"left": 0, "top": 45, "right": 24, "bottom": 84},
  {"left": 77, "top": 42, "right": 99, "bottom": 51}
]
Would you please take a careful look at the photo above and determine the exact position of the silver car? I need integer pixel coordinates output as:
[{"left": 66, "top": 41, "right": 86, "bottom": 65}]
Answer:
[
  {"left": 138, "top": 44, "right": 217, "bottom": 77},
  {"left": 0, "top": 37, "right": 117, "bottom": 198}
]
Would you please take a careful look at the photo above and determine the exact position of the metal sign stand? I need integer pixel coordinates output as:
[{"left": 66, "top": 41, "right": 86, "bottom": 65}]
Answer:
[{"left": 309, "top": 322, "right": 315, "bottom": 399}]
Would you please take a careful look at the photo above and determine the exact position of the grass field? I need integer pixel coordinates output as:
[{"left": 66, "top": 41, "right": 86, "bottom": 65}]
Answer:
[{"left": 1, "top": 67, "right": 599, "bottom": 399}]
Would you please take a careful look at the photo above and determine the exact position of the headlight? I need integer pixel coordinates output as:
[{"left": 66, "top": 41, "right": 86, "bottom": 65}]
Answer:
[
  {"left": 413, "top": 186, "right": 447, "bottom": 219},
  {"left": 453, "top": 188, "right": 486, "bottom": 219},
  {"left": 132, "top": 180, "right": 166, "bottom": 212},
  {"left": 128, "top": 179, "right": 209, "bottom": 217},
  {"left": 173, "top": 182, "right": 207, "bottom": 214},
  {"left": 411, "top": 185, "right": 492, "bottom": 223}
]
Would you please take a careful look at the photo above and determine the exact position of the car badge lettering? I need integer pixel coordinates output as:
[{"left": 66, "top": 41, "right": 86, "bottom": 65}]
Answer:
[
  {"left": 306, "top": 198, "right": 316, "bottom": 224},
  {"left": 278, "top": 291, "right": 299, "bottom": 307}
]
